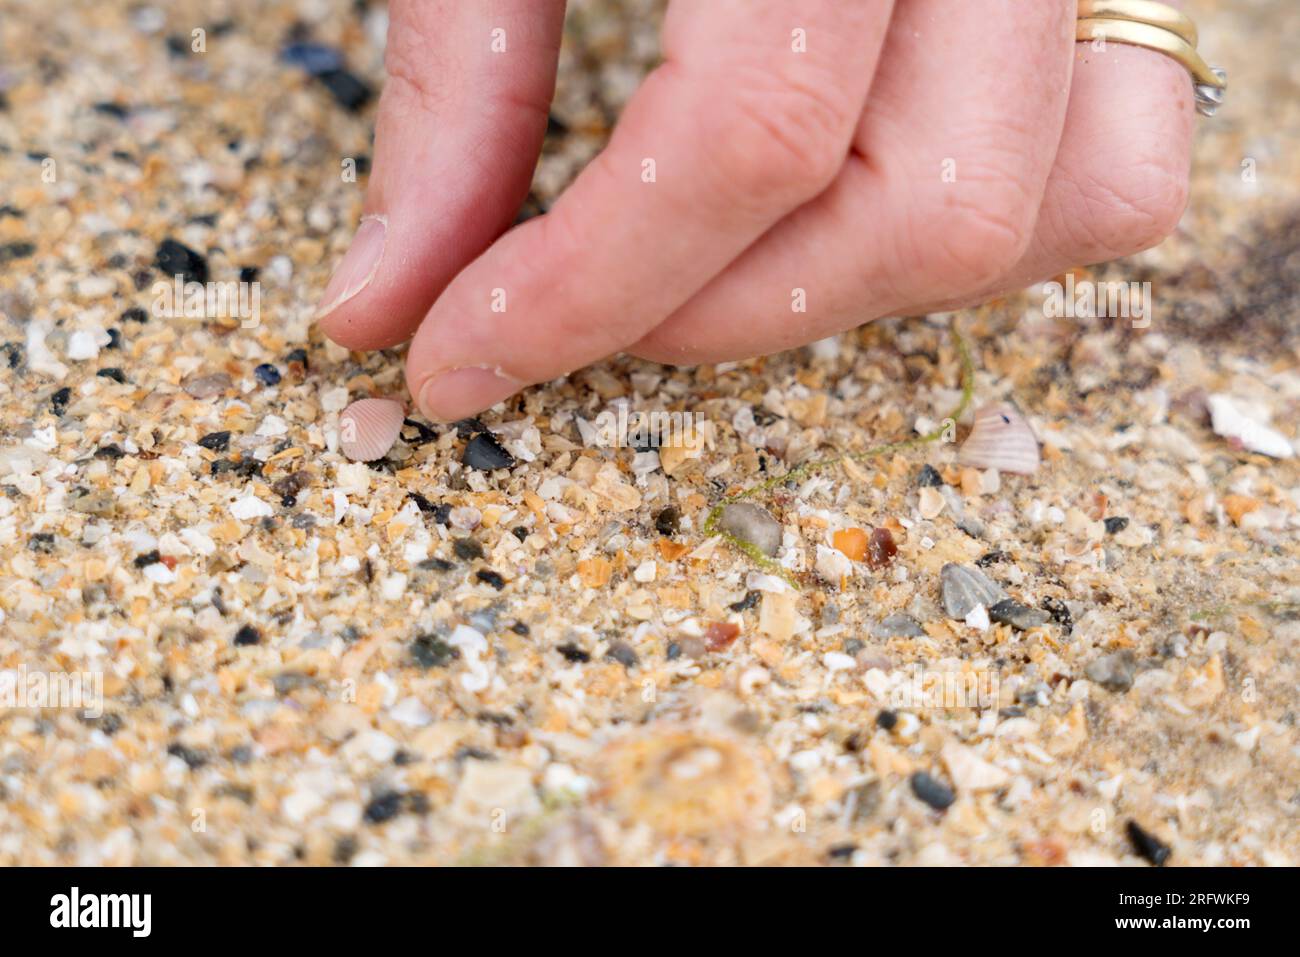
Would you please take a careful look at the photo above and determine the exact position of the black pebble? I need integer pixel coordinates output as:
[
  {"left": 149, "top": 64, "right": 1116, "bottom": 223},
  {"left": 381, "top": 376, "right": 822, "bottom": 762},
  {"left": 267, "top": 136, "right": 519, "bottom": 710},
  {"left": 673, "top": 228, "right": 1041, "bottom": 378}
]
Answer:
[
  {"left": 253, "top": 363, "right": 281, "bottom": 386},
  {"left": 827, "top": 844, "right": 857, "bottom": 860},
  {"left": 363, "top": 790, "right": 404, "bottom": 824},
  {"left": 1104, "top": 516, "right": 1130, "bottom": 534},
  {"left": 233, "top": 624, "right": 261, "bottom": 646},
  {"left": 476, "top": 569, "right": 506, "bottom": 590},
  {"left": 556, "top": 643, "right": 590, "bottom": 663},
  {"left": 729, "top": 590, "right": 761, "bottom": 612},
  {"left": 511, "top": 525, "right": 528, "bottom": 541},
  {"left": 453, "top": 538, "right": 483, "bottom": 561},
  {"left": 976, "top": 550, "right": 1012, "bottom": 567},
  {"left": 198, "top": 431, "right": 231, "bottom": 452},
  {"left": 910, "top": 771, "right": 955, "bottom": 810},
  {"left": 318, "top": 69, "right": 373, "bottom": 111},
  {"left": 411, "top": 634, "right": 459, "bottom": 669},
  {"left": 121, "top": 306, "right": 148, "bottom": 323},
  {"left": 1126, "top": 820, "right": 1171, "bottom": 866},
  {"left": 166, "top": 743, "right": 209, "bottom": 769},
  {"left": 97, "top": 367, "right": 126, "bottom": 384},
  {"left": 95, "top": 444, "right": 125, "bottom": 460},
  {"left": 875, "top": 710, "right": 898, "bottom": 731},
  {"left": 154, "top": 238, "right": 208, "bottom": 284},
  {"left": 239, "top": 266, "right": 260, "bottom": 283},
  {"left": 463, "top": 432, "right": 516, "bottom": 471},
  {"left": 0, "top": 241, "right": 35, "bottom": 263},
  {"left": 916, "top": 464, "right": 944, "bottom": 487},
  {"left": 133, "top": 550, "right": 161, "bottom": 568},
  {"left": 654, "top": 506, "right": 681, "bottom": 537},
  {"left": 510, "top": 621, "right": 529, "bottom": 636},
  {"left": 105, "top": 328, "right": 121, "bottom": 349},
  {"left": 432, "top": 503, "right": 453, "bottom": 525},
  {"left": 93, "top": 102, "right": 130, "bottom": 119},
  {"left": 666, "top": 642, "right": 682, "bottom": 660},
  {"left": 50, "top": 387, "right": 71, "bottom": 416},
  {"left": 407, "top": 491, "right": 436, "bottom": 514}
]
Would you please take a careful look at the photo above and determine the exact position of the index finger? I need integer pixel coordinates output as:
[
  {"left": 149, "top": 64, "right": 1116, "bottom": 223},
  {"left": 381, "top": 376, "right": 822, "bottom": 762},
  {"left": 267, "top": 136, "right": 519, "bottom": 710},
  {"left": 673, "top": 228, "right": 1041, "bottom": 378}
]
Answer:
[{"left": 407, "top": 0, "right": 896, "bottom": 422}]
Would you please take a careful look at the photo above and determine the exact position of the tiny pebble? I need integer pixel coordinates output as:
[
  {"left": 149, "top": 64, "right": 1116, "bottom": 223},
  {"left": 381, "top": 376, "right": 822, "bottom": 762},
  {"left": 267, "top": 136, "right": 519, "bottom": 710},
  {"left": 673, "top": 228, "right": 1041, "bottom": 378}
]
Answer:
[
  {"left": 910, "top": 771, "right": 955, "bottom": 810},
  {"left": 718, "top": 502, "right": 783, "bottom": 557},
  {"left": 1126, "top": 820, "right": 1171, "bottom": 866},
  {"left": 463, "top": 432, "right": 516, "bottom": 471},
  {"left": 940, "top": 563, "right": 1007, "bottom": 619}
]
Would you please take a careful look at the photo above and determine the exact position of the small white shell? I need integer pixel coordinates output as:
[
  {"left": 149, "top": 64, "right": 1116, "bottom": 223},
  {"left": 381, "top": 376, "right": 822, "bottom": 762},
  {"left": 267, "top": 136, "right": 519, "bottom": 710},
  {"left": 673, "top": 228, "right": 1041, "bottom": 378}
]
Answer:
[
  {"left": 339, "top": 398, "right": 405, "bottom": 462},
  {"left": 957, "top": 402, "right": 1040, "bottom": 475}
]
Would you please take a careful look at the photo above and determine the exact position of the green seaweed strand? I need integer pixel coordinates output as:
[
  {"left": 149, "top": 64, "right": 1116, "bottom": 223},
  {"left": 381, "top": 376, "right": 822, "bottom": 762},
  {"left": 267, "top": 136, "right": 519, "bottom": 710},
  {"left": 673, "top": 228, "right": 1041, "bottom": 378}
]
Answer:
[{"left": 703, "top": 320, "right": 977, "bottom": 586}]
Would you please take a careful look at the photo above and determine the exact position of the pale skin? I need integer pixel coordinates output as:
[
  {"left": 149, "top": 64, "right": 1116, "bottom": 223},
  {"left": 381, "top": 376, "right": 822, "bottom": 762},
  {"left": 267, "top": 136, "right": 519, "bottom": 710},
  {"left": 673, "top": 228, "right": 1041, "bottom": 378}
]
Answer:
[{"left": 315, "top": 0, "right": 1195, "bottom": 423}]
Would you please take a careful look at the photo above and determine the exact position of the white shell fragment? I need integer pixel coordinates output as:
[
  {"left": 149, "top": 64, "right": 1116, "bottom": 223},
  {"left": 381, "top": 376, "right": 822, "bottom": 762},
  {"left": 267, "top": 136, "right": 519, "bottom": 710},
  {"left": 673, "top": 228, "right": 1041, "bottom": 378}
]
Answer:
[
  {"left": 1206, "top": 394, "right": 1294, "bottom": 459},
  {"left": 957, "top": 402, "right": 1040, "bottom": 475},
  {"left": 339, "top": 398, "right": 405, "bottom": 462}
]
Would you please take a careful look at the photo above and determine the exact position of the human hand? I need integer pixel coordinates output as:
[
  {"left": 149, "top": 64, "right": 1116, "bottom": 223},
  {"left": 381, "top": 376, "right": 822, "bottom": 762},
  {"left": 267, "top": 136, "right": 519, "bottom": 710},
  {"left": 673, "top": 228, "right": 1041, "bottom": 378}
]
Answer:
[{"left": 315, "top": 0, "right": 1194, "bottom": 422}]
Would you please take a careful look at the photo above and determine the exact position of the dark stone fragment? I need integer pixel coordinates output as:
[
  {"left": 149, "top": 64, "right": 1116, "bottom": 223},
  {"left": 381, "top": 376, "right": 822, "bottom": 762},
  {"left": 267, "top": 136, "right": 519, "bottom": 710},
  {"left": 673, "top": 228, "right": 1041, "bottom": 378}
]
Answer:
[
  {"left": 0, "top": 241, "right": 35, "bottom": 263},
  {"left": 510, "top": 621, "right": 529, "bottom": 636},
  {"left": 253, "top": 363, "right": 281, "bottom": 386},
  {"left": 165, "top": 34, "right": 189, "bottom": 56},
  {"left": 417, "top": 557, "right": 455, "bottom": 573},
  {"left": 556, "top": 643, "right": 590, "bottom": 663},
  {"left": 401, "top": 418, "right": 438, "bottom": 445},
  {"left": 512, "top": 525, "right": 528, "bottom": 541},
  {"left": 463, "top": 432, "right": 516, "bottom": 471},
  {"left": 875, "top": 710, "right": 898, "bottom": 731},
  {"left": 133, "top": 550, "right": 161, "bottom": 568},
  {"left": 28, "top": 532, "right": 55, "bottom": 553},
  {"left": 605, "top": 641, "right": 638, "bottom": 668},
  {"left": 93, "top": 102, "right": 129, "bottom": 119},
  {"left": 453, "top": 538, "right": 484, "bottom": 560},
  {"left": 279, "top": 41, "right": 345, "bottom": 75},
  {"left": 233, "top": 624, "right": 261, "bottom": 646},
  {"left": 363, "top": 791, "right": 404, "bottom": 824},
  {"left": 50, "top": 387, "right": 71, "bottom": 415},
  {"left": 666, "top": 642, "right": 682, "bottom": 660},
  {"left": 1086, "top": 650, "right": 1137, "bottom": 692},
  {"left": 827, "top": 844, "right": 857, "bottom": 860},
  {"left": 166, "top": 743, "right": 209, "bottom": 769},
  {"left": 988, "top": 598, "right": 1051, "bottom": 631},
  {"left": 916, "top": 464, "right": 944, "bottom": 487},
  {"left": 411, "top": 634, "right": 459, "bottom": 669},
  {"left": 408, "top": 492, "right": 436, "bottom": 514},
  {"left": 546, "top": 113, "right": 569, "bottom": 136},
  {"left": 454, "top": 417, "right": 487, "bottom": 437},
  {"left": 476, "top": 569, "right": 506, "bottom": 590},
  {"left": 317, "top": 69, "right": 373, "bottom": 111},
  {"left": 96, "top": 713, "right": 124, "bottom": 736},
  {"left": 1041, "top": 596, "right": 1073, "bottom": 633},
  {"left": 95, "top": 444, "right": 124, "bottom": 460},
  {"left": 105, "top": 328, "right": 121, "bottom": 349},
  {"left": 291, "top": 513, "right": 316, "bottom": 530},
  {"left": 97, "top": 367, "right": 126, "bottom": 384},
  {"left": 655, "top": 506, "right": 681, "bottom": 537},
  {"left": 1126, "top": 820, "right": 1170, "bottom": 866},
  {"left": 121, "top": 306, "right": 148, "bottom": 323},
  {"left": 154, "top": 238, "right": 208, "bottom": 283},
  {"left": 1104, "top": 516, "right": 1130, "bottom": 534},
  {"left": 729, "top": 590, "right": 761, "bottom": 612},
  {"left": 976, "top": 550, "right": 1012, "bottom": 567},
  {"left": 239, "top": 266, "right": 260, "bottom": 283},
  {"left": 910, "top": 771, "right": 955, "bottom": 811},
  {"left": 332, "top": 835, "right": 357, "bottom": 865},
  {"left": 2, "top": 342, "right": 23, "bottom": 368}
]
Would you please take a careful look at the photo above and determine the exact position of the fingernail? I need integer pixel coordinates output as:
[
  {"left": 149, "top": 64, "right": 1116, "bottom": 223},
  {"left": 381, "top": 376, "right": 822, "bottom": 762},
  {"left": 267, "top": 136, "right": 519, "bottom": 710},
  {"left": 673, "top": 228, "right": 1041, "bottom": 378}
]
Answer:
[
  {"left": 315, "top": 215, "right": 386, "bottom": 319},
  {"left": 418, "top": 367, "right": 520, "bottom": 422}
]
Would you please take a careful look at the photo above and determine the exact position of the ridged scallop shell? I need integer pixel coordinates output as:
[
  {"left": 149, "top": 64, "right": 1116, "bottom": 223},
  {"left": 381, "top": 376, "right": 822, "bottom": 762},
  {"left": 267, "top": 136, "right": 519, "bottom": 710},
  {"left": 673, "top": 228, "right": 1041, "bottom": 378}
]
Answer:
[
  {"left": 339, "top": 397, "right": 405, "bottom": 462},
  {"left": 957, "top": 402, "right": 1040, "bottom": 474}
]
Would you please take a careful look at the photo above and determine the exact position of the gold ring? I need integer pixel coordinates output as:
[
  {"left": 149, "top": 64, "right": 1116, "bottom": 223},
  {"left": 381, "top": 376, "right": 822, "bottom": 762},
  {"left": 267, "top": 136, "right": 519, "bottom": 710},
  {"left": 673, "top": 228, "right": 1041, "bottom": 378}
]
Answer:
[
  {"left": 1075, "top": 1, "right": 1227, "bottom": 117},
  {"left": 1077, "top": 0, "right": 1197, "bottom": 47}
]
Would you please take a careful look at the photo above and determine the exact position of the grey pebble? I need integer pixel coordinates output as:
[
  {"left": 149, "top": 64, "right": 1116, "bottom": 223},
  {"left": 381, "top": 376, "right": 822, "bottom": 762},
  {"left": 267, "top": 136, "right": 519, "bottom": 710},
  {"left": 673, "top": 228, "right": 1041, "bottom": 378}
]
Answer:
[
  {"left": 910, "top": 771, "right": 955, "bottom": 810},
  {"left": 1085, "top": 650, "right": 1137, "bottom": 692},
  {"left": 940, "top": 563, "right": 1006, "bottom": 619},
  {"left": 875, "top": 612, "right": 925, "bottom": 638},
  {"left": 988, "top": 598, "right": 1050, "bottom": 631},
  {"left": 718, "top": 502, "right": 783, "bottom": 556}
]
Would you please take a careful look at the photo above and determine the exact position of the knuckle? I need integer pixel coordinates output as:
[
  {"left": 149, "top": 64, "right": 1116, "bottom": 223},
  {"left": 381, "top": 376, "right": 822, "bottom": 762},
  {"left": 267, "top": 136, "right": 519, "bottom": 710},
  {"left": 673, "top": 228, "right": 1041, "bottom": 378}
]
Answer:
[{"left": 702, "top": 68, "right": 855, "bottom": 210}]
